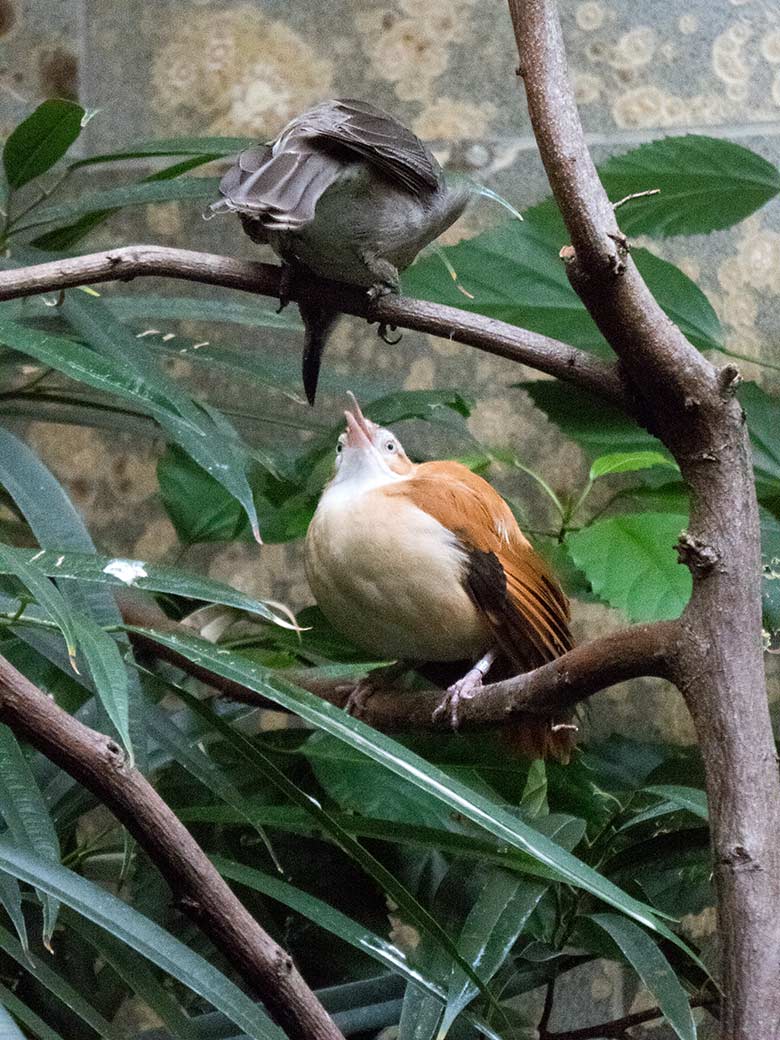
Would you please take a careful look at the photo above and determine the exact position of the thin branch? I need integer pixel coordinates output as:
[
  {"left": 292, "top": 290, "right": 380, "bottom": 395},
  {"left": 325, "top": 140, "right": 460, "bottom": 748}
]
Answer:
[
  {"left": 540, "top": 994, "right": 717, "bottom": 1040},
  {"left": 0, "top": 652, "right": 345, "bottom": 1040},
  {"left": 0, "top": 245, "right": 629, "bottom": 406},
  {"left": 121, "top": 597, "right": 677, "bottom": 731}
]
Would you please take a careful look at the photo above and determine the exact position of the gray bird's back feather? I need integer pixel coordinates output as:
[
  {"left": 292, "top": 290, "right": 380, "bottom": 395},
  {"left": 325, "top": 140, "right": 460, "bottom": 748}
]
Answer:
[{"left": 212, "top": 98, "right": 442, "bottom": 232}]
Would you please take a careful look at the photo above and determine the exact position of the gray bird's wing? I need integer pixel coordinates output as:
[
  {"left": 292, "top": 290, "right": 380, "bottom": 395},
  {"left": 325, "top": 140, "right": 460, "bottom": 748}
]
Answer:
[{"left": 212, "top": 98, "right": 440, "bottom": 231}]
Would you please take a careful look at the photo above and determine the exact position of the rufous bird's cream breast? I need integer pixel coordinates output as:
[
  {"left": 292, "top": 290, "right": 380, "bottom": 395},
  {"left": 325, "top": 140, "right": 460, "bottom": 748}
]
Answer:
[{"left": 304, "top": 480, "right": 491, "bottom": 662}]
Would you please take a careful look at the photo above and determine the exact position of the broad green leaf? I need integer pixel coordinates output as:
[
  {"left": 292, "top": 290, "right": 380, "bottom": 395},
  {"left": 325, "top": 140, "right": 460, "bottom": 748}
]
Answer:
[
  {"left": 403, "top": 212, "right": 722, "bottom": 356},
  {"left": 133, "top": 626, "right": 705, "bottom": 968},
  {"left": 0, "top": 843, "right": 285, "bottom": 1040},
  {"left": 68, "top": 135, "right": 253, "bottom": 168},
  {"left": 519, "top": 381, "right": 658, "bottom": 455},
  {"left": 0, "top": 726, "right": 60, "bottom": 945},
  {"left": 644, "top": 786, "right": 709, "bottom": 821},
  {"left": 0, "top": 547, "right": 298, "bottom": 629},
  {"left": 567, "top": 514, "right": 692, "bottom": 622},
  {"left": 588, "top": 913, "right": 696, "bottom": 1040},
  {"left": 3, "top": 100, "right": 84, "bottom": 190},
  {"left": 589, "top": 451, "right": 677, "bottom": 481},
  {"left": 15, "top": 176, "right": 219, "bottom": 232},
  {"left": 0, "top": 922, "right": 119, "bottom": 1039},
  {"left": 600, "top": 135, "right": 780, "bottom": 238},
  {"left": 0, "top": 983, "right": 63, "bottom": 1040},
  {"left": 0, "top": 316, "right": 262, "bottom": 539},
  {"left": 519, "top": 759, "right": 548, "bottom": 818}
]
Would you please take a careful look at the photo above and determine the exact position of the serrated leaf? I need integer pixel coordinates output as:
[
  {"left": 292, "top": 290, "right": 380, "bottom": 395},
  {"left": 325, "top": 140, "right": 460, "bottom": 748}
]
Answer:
[
  {"left": 601, "top": 134, "right": 780, "bottom": 237},
  {"left": 589, "top": 451, "right": 677, "bottom": 481},
  {"left": 587, "top": 913, "right": 696, "bottom": 1040},
  {"left": 3, "top": 100, "right": 85, "bottom": 190},
  {"left": 567, "top": 514, "right": 692, "bottom": 622},
  {"left": 0, "top": 844, "right": 284, "bottom": 1040},
  {"left": 404, "top": 209, "right": 722, "bottom": 356}
]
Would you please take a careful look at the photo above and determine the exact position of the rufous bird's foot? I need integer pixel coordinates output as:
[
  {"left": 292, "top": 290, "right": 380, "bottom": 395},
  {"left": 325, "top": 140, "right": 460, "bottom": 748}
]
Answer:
[
  {"left": 343, "top": 661, "right": 410, "bottom": 718},
  {"left": 433, "top": 667, "right": 485, "bottom": 729}
]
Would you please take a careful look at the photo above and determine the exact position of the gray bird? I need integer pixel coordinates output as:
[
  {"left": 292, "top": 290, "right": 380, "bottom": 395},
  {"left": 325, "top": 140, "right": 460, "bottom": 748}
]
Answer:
[{"left": 210, "top": 98, "right": 470, "bottom": 404}]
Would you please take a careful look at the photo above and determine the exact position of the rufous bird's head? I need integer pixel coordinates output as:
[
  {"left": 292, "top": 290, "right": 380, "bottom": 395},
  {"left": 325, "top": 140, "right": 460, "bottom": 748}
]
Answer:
[{"left": 330, "top": 393, "right": 414, "bottom": 488}]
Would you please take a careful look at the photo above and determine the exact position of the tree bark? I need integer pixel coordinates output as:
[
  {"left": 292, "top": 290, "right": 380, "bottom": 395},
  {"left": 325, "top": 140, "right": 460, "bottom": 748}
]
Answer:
[{"left": 508, "top": 2, "right": 780, "bottom": 1036}]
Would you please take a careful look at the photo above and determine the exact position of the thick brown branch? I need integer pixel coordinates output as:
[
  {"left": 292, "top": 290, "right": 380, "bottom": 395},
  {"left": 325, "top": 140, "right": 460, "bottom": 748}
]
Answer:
[
  {"left": 124, "top": 601, "right": 676, "bottom": 731},
  {"left": 0, "top": 653, "right": 345, "bottom": 1040},
  {"left": 508, "top": 4, "right": 780, "bottom": 1038},
  {"left": 0, "top": 245, "right": 628, "bottom": 406}
]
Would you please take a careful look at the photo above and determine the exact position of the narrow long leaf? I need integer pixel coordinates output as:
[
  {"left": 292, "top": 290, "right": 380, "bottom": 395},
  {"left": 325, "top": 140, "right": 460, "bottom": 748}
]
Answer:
[
  {"left": 0, "top": 547, "right": 297, "bottom": 629},
  {"left": 0, "top": 983, "right": 62, "bottom": 1040},
  {"left": 0, "top": 842, "right": 284, "bottom": 1040},
  {"left": 0, "top": 922, "right": 119, "bottom": 1039},
  {"left": 133, "top": 627, "right": 705, "bottom": 970},
  {"left": 0, "top": 725, "right": 61, "bottom": 946},
  {"left": 0, "top": 872, "right": 28, "bottom": 956},
  {"left": 588, "top": 913, "right": 696, "bottom": 1040}
]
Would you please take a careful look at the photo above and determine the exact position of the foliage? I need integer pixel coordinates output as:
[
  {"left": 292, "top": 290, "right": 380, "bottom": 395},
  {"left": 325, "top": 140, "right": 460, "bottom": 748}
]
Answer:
[{"left": 0, "top": 100, "right": 777, "bottom": 1039}]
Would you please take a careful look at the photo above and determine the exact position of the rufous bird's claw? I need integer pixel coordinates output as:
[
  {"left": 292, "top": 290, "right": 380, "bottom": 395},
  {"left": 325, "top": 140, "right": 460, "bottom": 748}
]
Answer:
[
  {"left": 344, "top": 676, "right": 383, "bottom": 717},
  {"left": 433, "top": 667, "right": 486, "bottom": 729}
]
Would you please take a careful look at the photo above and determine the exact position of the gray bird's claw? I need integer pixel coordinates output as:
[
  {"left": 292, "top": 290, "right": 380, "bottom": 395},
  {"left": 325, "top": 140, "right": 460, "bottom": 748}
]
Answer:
[{"left": 377, "top": 322, "right": 402, "bottom": 345}]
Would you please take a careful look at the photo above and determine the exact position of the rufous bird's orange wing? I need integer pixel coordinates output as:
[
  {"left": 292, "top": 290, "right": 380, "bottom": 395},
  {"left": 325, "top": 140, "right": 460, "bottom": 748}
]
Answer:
[{"left": 393, "top": 461, "right": 573, "bottom": 670}]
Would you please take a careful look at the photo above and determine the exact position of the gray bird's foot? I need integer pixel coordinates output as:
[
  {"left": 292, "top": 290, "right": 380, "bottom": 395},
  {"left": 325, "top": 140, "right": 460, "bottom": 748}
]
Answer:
[
  {"left": 433, "top": 667, "right": 485, "bottom": 730},
  {"left": 377, "top": 322, "right": 402, "bottom": 345}
]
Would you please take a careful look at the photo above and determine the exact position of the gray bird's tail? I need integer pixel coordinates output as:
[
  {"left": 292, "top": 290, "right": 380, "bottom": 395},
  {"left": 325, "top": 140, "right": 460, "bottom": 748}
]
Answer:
[{"left": 299, "top": 298, "right": 339, "bottom": 405}]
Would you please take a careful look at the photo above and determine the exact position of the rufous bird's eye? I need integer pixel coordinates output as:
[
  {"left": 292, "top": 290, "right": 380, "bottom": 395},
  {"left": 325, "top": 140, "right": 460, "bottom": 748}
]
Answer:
[{"left": 385, "top": 441, "right": 396, "bottom": 452}]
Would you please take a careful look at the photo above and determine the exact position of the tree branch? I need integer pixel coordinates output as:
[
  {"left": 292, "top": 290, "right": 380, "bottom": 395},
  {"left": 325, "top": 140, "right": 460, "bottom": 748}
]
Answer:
[
  {"left": 0, "top": 245, "right": 628, "bottom": 406},
  {"left": 508, "top": 4, "right": 780, "bottom": 1038},
  {"left": 539, "top": 994, "right": 716, "bottom": 1040},
  {"left": 122, "top": 598, "right": 676, "bottom": 731},
  {"left": 0, "top": 652, "right": 345, "bottom": 1040}
]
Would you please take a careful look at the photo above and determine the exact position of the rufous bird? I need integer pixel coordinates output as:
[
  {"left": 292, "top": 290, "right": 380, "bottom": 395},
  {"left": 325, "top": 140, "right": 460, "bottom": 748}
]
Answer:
[
  {"left": 304, "top": 395, "right": 575, "bottom": 760},
  {"left": 210, "top": 98, "right": 470, "bottom": 405}
]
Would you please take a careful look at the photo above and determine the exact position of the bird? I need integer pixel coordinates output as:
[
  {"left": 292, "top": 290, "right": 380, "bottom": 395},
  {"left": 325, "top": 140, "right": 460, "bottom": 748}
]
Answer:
[
  {"left": 304, "top": 395, "right": 576, "bottom": 760},
  {"left": 210, "top": 98, "right": 471, "bottom": 405}
]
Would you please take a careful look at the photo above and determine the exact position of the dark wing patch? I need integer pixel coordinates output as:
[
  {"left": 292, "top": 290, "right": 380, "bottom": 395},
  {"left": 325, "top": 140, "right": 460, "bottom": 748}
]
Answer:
[{"left": 463, "top": 547, "right": 507, "bottom": 626}]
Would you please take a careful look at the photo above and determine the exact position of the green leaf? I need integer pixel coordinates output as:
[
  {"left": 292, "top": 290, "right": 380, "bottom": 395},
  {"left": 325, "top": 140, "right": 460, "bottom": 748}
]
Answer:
[
  {"left": 0, "top": 315, "right": 262, "bottom": 540},
  {"left": 761, "top": 510, "right": 780, "bottom": 653},
  {"left": 0, "top": 843, "right": 285, "bottom": 1040},
  {"left": 0, "top": 982, "right": 63, "bottom": 1040},
  {"left": 0, "top": 725, "right": 61, "bottom": 946},
  {"left": 589, "top": 451, "right": 677, "bottom": 481},
  {"left": 567, "top": 514, "right": 692, "bottom": 622},
  {"left": 644, "top": 785, "right": 709, "bottom": 821},
  {"left": 740, "top": 382, "right": 780, "bottom": 518},
  {"left": 0, "top": 873, "right": 28, "bottom": 957},
  {"left": 133, "top": 626, "right": 705, "bottom": 968},
  {"left": 105, "top": 293, "right": 303, "bottom": 331},
  {"left": 3, "top": 100, "right": 85, "bottom": 190},
  {"left": 404, "top": 211, "right": 722, "bottom": 356},
  {"left": 0, "top": 547, "right": 298, "bottom": 629},
  {"left": 0, "top": 921, "right": 119, "bottom": 1039},
  {"left": 439, "top": 871, "right": 547, "bottom": 1037},
  {"left": 17, "top": 177, "right": 219, "bottom": 232},
  {"left": 68, "top": 135, "right": 253, "bottom": 168},
  {"left": 600, "top": 135, "right": 780, "bottom": 237},
  {"left": 587, "top": 913, "right": 696, "bottom": 1040}
]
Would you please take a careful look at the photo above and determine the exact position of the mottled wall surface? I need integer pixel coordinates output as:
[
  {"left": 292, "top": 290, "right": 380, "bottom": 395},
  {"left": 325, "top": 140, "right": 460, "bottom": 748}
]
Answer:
[{"left": 1, "top": 5, "right": 779, "bottom": 1030}]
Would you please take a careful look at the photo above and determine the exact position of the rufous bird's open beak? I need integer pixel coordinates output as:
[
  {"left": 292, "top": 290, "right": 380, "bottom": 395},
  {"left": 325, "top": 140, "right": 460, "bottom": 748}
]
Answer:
[{"left": 344, "top": 392, "right": 376, "bottom": 449}]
